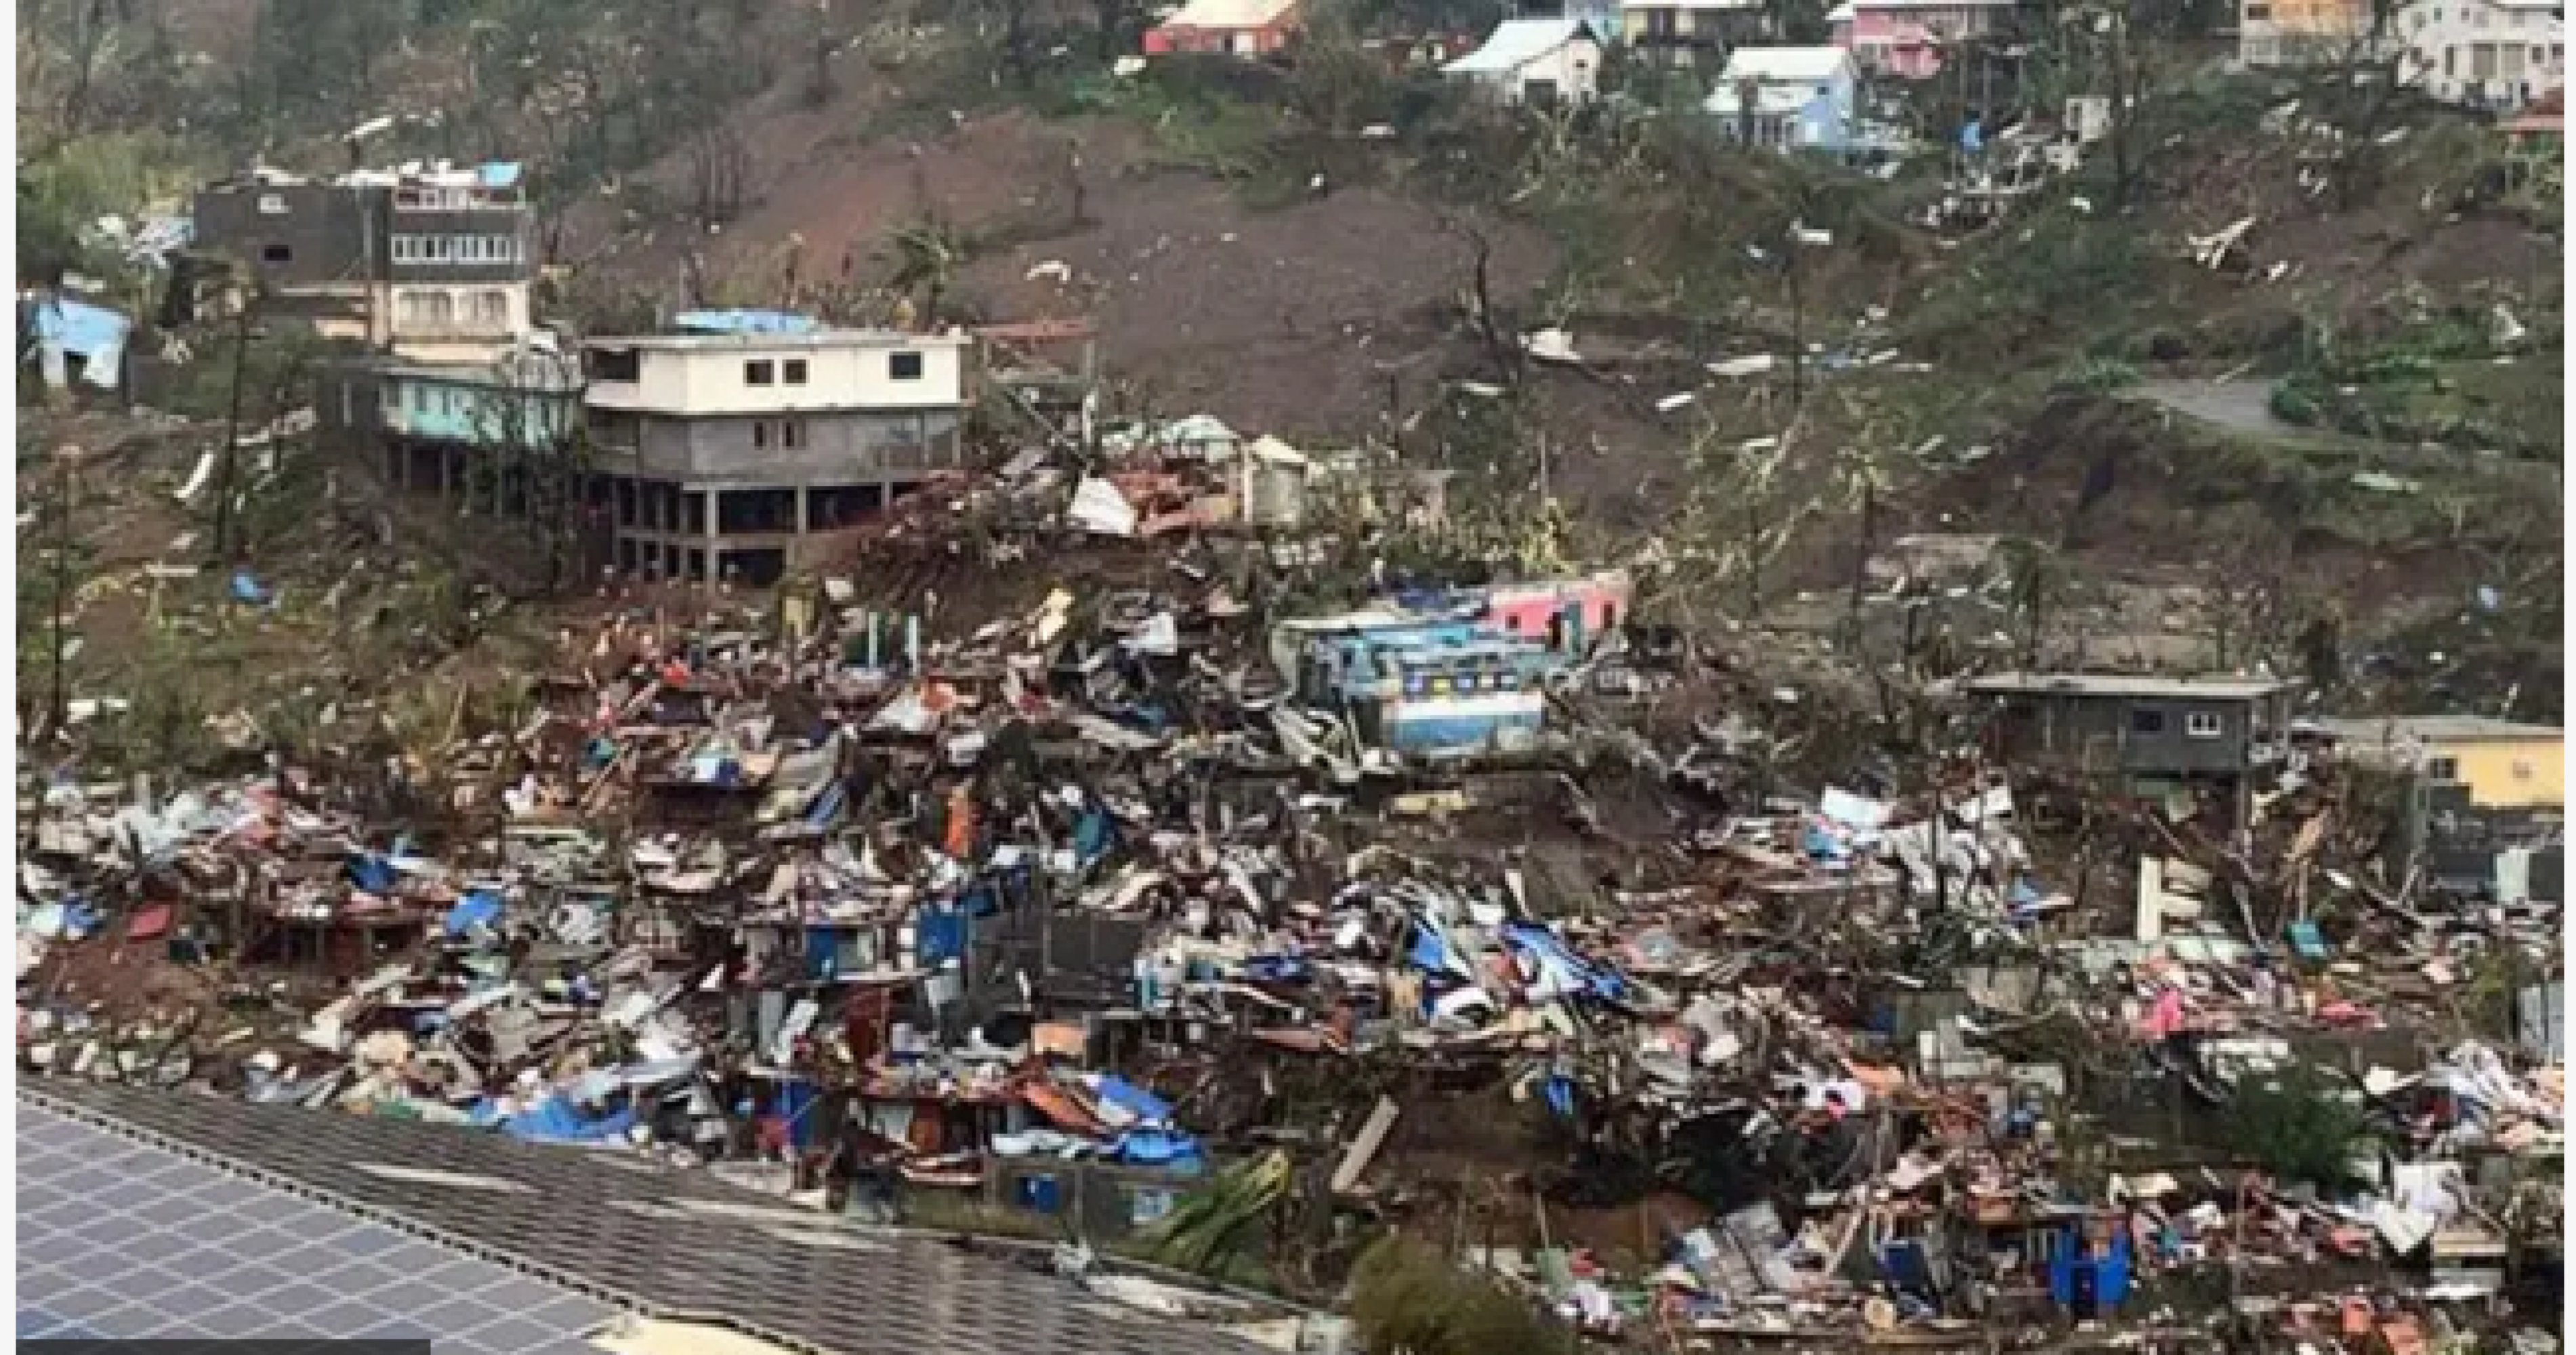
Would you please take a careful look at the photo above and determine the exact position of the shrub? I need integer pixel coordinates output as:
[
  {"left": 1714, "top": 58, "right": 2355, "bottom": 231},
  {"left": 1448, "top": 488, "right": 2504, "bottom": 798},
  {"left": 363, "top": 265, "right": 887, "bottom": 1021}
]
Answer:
[{"left": 2221, "top": 1062, "right": 2369, "bottom": 1192}]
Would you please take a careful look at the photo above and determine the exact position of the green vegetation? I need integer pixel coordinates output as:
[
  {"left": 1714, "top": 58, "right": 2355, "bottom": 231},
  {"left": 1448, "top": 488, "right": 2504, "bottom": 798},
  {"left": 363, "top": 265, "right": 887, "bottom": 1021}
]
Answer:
[
  {"left": 1346, "top": 1233, "right": 1572, "bottom": 1355},
  {"left": 1144, "top": 1150, "right": 1291, "bottom": 1279},
  {"left": 2220, "top": 1062, "right": 2371, "bottom": 1192}
]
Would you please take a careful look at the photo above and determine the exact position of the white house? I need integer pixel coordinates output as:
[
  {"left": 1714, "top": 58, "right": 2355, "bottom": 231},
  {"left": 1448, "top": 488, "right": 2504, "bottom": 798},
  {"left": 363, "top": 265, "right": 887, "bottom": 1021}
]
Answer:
[
  {"left": 1704, "top": 45, "right": 1863, "bottom": 153},
  {"left": 2396, "top": 0, "right": 2565, "bottom": 109},
  {"left": 1442, "top": 18, "right": 1606, "bottom": 106}
]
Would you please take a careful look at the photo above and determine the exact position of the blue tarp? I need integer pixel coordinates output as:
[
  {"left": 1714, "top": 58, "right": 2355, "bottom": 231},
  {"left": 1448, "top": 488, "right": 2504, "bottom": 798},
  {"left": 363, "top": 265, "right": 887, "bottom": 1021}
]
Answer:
[
  {"left": 26, "top": 295, "right": 131, "bottom": 364},
  {"left": 347, "top": 852, "right": 395, "bottom": 894},
  {"left": 443, "top": 890, "right": 503, "bottom": 937},
  {"left": 1094, "top": 1074, "right": 1175, "bottom": 1125},
  {"left": 1111, "top": 1128, "right": 1204, "bottom": 1171},
  {"left": 1240, "top": 953, "right": 1310, "bottom": 984},
  {"left": 488, "top": 1093, "right": 638, "bottom": 1145},
  {"left": 230, "top": 572, "right": 272, "bottom": 606},
  {"left": 673, "top": 308, "right": 820, "bottom": 336},
  {"left": 806, "top": 925, "right": 842, "bottom": 980},
  {"left": 1074, "top": 807, "right": 1114, "bottom": 862},
  {"left": 476, "top": 161, "right": 526, "bottom": 189},
  {"left": 1407, "top": 918, "right": 1476, "bottom": 979},
  {"left": 916, "top": 909, "right": 970, "bottom": 966},
  {"left": 1501, "top": 922, "right": 1629, "bottom": 1002}
]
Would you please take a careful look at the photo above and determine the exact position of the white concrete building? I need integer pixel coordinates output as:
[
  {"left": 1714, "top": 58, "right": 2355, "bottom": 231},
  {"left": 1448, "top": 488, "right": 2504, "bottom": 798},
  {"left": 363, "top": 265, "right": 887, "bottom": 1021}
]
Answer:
[
  {"left": 2396, "top": 0, "right": 2564, "bottom": 108},
  {"left": 580, "top": 325, "right": 976, "bottom": 584},
  {"left": 1442, "top": 18, "right": 1606, "bottom": 105}
]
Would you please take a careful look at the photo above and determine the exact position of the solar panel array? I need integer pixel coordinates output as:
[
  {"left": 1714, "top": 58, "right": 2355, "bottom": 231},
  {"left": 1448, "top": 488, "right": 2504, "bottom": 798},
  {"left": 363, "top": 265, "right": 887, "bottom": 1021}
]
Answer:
[
  {"left": 24, "top": 1084, "right": 1281, "bottom": 1355},
  {"left": 19, "top": 1098, "right": 618, "bottom": 1354}
]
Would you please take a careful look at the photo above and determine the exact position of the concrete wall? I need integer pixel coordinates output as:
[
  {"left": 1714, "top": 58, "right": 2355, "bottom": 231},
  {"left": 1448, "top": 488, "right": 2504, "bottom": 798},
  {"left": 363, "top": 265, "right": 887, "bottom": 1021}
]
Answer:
[
  {"left": 1988, "top": 694, "right": 2273, "bottom": 777},
  {"left": 587, "top": 336, "right": 970, "bottom": 416},
  {"left": 191, "top": 182, "right": 376, "bottom": 284}
]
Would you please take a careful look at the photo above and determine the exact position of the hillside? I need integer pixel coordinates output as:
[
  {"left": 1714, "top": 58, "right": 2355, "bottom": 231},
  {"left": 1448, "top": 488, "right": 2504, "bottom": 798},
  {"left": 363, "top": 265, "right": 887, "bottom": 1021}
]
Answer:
[{"left": 16, "top": 0, "right": 2564, "bottom": 720}]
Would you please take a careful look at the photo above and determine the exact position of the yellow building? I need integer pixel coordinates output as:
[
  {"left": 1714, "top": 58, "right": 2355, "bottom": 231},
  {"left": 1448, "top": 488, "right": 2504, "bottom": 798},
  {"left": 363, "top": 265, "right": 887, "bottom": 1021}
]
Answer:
[{"left": 2321, "top": 714, "right": 2565, "bottom": 810}]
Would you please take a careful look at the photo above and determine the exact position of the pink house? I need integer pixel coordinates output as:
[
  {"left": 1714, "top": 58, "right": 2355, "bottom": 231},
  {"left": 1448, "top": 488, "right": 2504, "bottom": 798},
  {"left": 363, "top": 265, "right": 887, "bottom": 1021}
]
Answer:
[
  {"left": 1828, "top": 0, "right": 2025, "bottom": 80},
  {"left": 1478, "top": 571, "right": 1632, "bottom": 652}
]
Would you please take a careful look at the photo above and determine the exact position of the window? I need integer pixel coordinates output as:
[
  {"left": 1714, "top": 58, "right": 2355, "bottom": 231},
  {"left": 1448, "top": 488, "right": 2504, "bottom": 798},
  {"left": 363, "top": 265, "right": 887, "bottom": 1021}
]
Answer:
[
  {"left": 2184, "top": 711, "right": 2224, "bottom": 739},
  {"left": 2426, "top": 755, "right": 2461, "bottom": 781},
  {"left": 381, "top": 383, "right": 401, "bottom": 413},
  {"left": 753, "top": 421, "right": 771, "bottom": 450},
  {"left": 257, "top": 193, "right": 287, "bottom": 215},
  {"left": 783, "top": 358, "right": 810, "bottom": 385},
  {"left": 778, "top": 419, "right": 806, "bottom": 450},
  {"left": 2245, "top": 1, "right": 2270, "bottom": 20},
  {"left": 392, "top": 235, "right": 418, "bottom": 264},
  {"left": 2129, "top": 707, "right": 2168, "bottom": 735},
  {"left": 589, "top": 348, "right": 641, "bottom": 382},
  {"left": 260, "top": 243, "right": 293, "bottom": 264},
  {"left": 745, "top": 359, "right": 776, "bottom": 385},
  {"left": 470, "top": 289, "right": 507, "bottom": 325},
  {"left": 2512, "top": 759, "right": 2535, "bottom": 780},
  {"left": 889, "top": 351, "right": 925, "bottom": 381}
]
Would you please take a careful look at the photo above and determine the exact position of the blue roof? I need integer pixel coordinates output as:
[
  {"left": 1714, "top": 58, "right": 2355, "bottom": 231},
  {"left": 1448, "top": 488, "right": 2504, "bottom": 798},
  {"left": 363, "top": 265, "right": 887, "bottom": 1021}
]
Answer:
[
  {"left": 477, "top": 162, "right": 525, "bottom": 189},
  {"left": 26, "top": 296, "right": 132, "bottom": 362},
  {"left": 673, "top": 308, "right": 820, "bottom": 336}
]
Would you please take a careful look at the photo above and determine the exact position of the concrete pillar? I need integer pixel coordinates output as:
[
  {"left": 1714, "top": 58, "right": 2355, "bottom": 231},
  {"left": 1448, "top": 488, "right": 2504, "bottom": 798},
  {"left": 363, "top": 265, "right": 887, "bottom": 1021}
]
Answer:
[{"left": 795, "top": 484, "right": 811, "bottom": 535}]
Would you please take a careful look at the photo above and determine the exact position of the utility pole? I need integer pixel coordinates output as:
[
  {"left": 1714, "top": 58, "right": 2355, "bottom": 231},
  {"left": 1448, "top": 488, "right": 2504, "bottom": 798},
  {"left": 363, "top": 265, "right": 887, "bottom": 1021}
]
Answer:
[
  {"left": 45, "top": 442, "right": 81, "bottom": 740},
  {"left": 210, "top": 281, "right": 257, "bottom": 563}
]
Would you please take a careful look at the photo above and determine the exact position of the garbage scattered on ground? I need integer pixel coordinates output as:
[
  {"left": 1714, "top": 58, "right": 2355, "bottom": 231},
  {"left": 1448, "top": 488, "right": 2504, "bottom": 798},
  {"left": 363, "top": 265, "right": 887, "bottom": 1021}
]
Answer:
[{"left": 17, "top": 413, "right": 2564, "bottom": 1348}]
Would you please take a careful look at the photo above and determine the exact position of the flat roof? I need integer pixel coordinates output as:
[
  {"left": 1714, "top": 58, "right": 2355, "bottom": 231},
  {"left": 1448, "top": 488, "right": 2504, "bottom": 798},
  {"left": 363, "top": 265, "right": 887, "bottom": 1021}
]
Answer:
[
  {"left": 587, "top": 329, "right": 970, "bottom": 353},
  {"left": 2312, "top": 715, "right": 2562, "bottom": 745},
  {"left": 1960, "top": 672, "right": 2295, "bottom": 701},
  {"left": 26, "top": 1083, "right": 1272, "bottom": 1355}
]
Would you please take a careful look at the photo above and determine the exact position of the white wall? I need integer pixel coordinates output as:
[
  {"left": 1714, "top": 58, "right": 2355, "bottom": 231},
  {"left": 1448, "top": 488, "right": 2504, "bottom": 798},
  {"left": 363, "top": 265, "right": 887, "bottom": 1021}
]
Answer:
[
  {"left": 1501, "top": 35, "right": 1604, "bottom": 104},
  {"left": 587, "top": 335, "right": 971, "bottom": 415},
  {"left": 2398, "top": 0, "right": 2565, "bottom": 106}
]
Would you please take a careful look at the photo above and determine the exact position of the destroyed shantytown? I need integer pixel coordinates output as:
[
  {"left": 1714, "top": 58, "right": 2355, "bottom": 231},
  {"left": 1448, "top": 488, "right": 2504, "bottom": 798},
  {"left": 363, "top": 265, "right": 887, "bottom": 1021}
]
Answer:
[{"left": 12, "top": 3, "right": 2567, "bottom": 1353}]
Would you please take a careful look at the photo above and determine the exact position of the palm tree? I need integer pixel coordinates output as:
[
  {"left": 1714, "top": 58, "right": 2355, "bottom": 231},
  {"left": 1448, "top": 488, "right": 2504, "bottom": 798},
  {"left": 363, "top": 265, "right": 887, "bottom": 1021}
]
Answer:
[{"left": 883, "top": 217, "right": 961, "bottom": 330}]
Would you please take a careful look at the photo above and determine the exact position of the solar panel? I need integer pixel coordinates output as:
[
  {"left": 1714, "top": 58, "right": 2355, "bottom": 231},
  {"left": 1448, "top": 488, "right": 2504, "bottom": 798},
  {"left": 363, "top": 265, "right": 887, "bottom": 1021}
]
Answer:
[
  {"left": 26, "top": 1085, "right": 1286, "bottom": 1355},
  {"left": 18, "top": 1100, "right": 617, "bottom": 1355}
]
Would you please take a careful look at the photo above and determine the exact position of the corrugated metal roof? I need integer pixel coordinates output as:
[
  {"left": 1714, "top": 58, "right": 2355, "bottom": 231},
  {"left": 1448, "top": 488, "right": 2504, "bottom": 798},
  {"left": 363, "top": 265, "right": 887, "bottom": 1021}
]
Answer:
[{"left": 1445, "top": 18, "right": 1600, "bottom": 75}]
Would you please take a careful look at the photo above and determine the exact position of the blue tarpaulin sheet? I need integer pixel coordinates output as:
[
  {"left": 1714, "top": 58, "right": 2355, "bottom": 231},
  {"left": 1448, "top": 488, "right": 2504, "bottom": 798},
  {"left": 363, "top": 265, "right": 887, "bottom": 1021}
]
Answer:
[
  {"left": 917, "top": 909, "right": 970, "bottom": 965},
  {"left": 1501, "top": 922, "right": 1628, "bottom": 1001},
  {"left": 231, "top": 572, "right": 272, "bottom": 606},
  {"left": 27, "top": 295, "right": 131, "bottom": 360},
  {"left": 673, "top": 308, "right": 819, "bottom": 336},
  {"left": 1408, "top": 919, "right": 1474, "bottom": 978},
  {"left": 1074, "top": 808, "right": 1113, "bottom": 862},
  {"left": 347, "top": 852, "right": 395, "bottom": 894},
  {"left": 443, "top": 890, "right": 503, "bottom": 937},
  {"left": 491, "top": 1094, "right": 637, "bottom": 1145},
  {"left": 1240, "top": 953, "right": 1310, "bottom": 984},
  {"left": 805, "top": 926, "right": 841, "bottom": 980},
  {"left": 476, "top": 161, "right": 525, "bottom": 189},
  {"left": 1094, "top": 1075, "right": 1174, "bottom": 1124},
  {"left": 1112, "top": 1129, "right": 1204, "bottom": 1170}
]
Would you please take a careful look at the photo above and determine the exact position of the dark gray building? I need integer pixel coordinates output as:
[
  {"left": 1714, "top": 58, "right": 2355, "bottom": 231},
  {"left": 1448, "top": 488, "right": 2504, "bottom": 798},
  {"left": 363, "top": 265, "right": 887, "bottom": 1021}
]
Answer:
[
  {"left": 187, "top": 163, "right": 535, "bottom": 360},
  {"left": 1960, "top": 672, "right": 2298, "bottom": 822}
]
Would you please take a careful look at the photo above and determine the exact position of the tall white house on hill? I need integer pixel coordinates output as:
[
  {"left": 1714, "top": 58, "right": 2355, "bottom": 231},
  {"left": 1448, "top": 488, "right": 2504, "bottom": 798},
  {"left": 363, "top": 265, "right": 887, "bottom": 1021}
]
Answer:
[{"left": 2396, "top": 0, "right": 2565, "bottom": 109}]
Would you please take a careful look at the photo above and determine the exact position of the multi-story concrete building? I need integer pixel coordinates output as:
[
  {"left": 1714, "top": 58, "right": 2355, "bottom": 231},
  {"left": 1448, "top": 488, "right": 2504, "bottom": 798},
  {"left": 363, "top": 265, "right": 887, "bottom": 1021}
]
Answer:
[
  {"left": 580, "top": 314, "right": 976, "bottom": 585},
  {"left": 188, "top": 161, "right": 535, "bottom": 362},
  {"left": 2394, "top": 0, "right": 2565, "bottom": 109}
]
